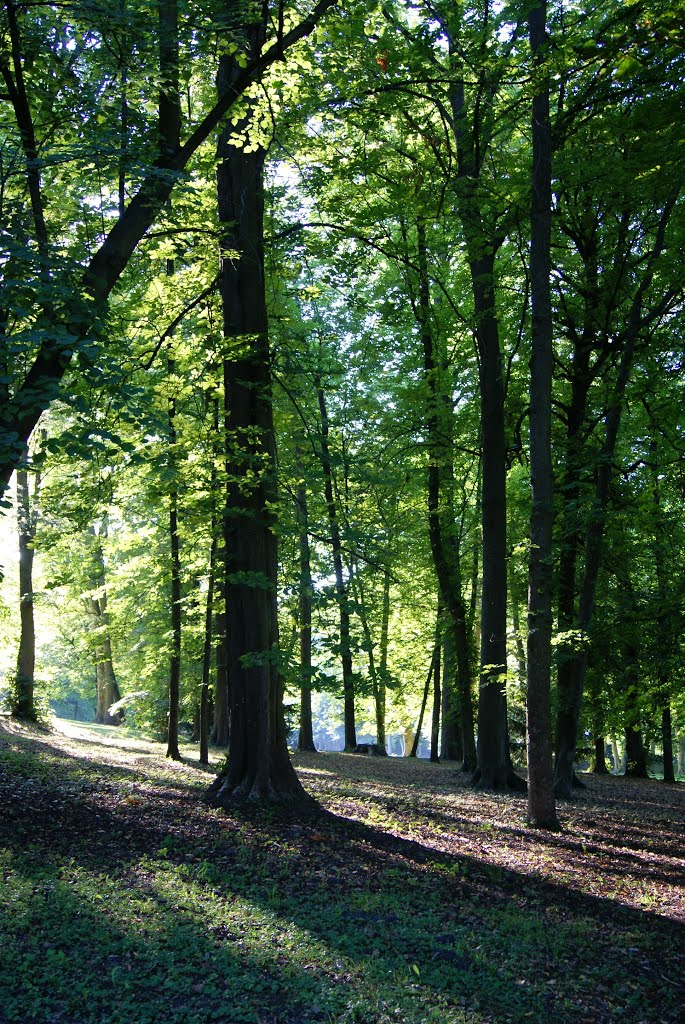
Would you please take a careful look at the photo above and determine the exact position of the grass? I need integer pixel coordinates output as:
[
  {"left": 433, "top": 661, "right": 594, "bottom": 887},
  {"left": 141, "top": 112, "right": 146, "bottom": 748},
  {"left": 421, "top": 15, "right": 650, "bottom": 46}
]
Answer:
[{"left": 1, "top": 717, "right": 683, "bottom": 1024}]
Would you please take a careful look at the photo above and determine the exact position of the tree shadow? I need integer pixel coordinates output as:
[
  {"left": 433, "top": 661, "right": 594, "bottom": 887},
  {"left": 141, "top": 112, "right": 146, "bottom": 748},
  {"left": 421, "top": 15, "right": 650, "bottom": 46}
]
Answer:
[{"left": 1, "top": 731, "right": 684, "bottom": 1024}]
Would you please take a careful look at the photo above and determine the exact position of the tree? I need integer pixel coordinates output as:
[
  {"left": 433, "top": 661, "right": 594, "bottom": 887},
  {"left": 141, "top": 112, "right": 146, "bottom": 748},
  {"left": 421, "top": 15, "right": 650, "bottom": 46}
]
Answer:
[
  {"left": 525, "top": 0, "right": 558, "bottom": 828},
  {"left": 83, "top": 520, "right": 123, "bottom": 727},
  {"left": 205, "top": 5, "right": 307, "bottom": 804},
  {"left": 12, "top": 448, "right": 41, "bottom": 720},
  {"left": 0, "top": 0, "right": 340, "bottom": 495},
  {"left": 295, "top": 473, "right": 317, "bottom": 752}
]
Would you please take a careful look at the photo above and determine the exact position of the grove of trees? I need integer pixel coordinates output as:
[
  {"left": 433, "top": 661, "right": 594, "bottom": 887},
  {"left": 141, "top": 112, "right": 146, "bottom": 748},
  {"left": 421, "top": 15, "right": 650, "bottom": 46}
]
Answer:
[{"left": 1, "top": 0, "right": 684, "bottom": 824}]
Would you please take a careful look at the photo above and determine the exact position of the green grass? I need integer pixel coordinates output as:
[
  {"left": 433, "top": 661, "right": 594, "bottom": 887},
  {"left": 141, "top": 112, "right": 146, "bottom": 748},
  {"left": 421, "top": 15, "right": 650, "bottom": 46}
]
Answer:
[{"left": 0, "top": 718, "right": 683, "bottom": 1024}]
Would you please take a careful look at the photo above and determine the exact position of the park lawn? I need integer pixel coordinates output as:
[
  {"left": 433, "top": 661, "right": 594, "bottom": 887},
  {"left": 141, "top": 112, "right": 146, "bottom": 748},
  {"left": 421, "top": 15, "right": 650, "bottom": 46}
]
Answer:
[{"left": 0, "top": 717, "right": 683, "bottom": 1024}]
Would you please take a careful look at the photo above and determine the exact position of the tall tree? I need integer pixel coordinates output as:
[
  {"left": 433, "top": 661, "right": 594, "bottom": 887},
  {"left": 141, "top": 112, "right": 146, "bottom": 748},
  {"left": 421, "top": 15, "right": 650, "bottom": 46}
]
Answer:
[
  {"left": 295, "top": 475, "right": 317, "bottom": 752},
  {"left": 525, "top": 0, "right": 558, "bottom": 828},
  {"left": 315, "top": 380, "right": 357, "bottom": 750},
  {"left": 84, "top": 521, "right": 123, "bottom": 727},
  {"left": 13, "top": 450, "right": 40, "bottom": 720},
  {"left": 205, "top": 5, "right": 307, "bottom": 804}
]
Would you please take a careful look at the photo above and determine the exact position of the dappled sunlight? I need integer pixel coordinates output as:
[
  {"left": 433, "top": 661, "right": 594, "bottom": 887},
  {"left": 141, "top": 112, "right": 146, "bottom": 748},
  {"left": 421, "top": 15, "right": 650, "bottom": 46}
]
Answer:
[{"left": 2, "top": 720, "right": 684, "bottom": 1024}]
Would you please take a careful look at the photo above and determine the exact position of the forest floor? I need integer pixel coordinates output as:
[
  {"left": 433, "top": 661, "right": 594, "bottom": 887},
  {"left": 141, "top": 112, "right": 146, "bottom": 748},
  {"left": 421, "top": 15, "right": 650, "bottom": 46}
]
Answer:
[{"left": 1, "top": 718, "right": 683, "bottom": 1024}]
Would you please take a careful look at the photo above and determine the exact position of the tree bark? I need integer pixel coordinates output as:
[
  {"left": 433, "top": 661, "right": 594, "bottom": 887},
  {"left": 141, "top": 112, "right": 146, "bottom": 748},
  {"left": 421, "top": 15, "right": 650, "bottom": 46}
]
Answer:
[
  {"left": 296, "top": 478, "right": 316, "bottom": 752},
  {"left": 199, "top": 399, "right": 220, "bottom": 765},
  {"left": 199, "top": 535, "right": 216, "bottom": 766},
  {"left": 554, "top": 199, "right": 677, "bottom": 796},
  {"left": 14, "top": 458, "right": 38, "bottom": 720},
  {"left": 205, "top": 14, "right": 307, "bottom": 803},
  {"left": 430, "top": 635, "right": 441, "bottom": 763},
  {"left": 316, "top": 382, "right": 356, "bottom": 750},
  {"left": 440, "top": 623, "right": 463, "bottom": 761},
  {"left": 211, "top": 612, "right": 230, "bottom": 747},
  {"left": 166, "top": 349, "right": 182, "bottom": 761},
  {"left": 376, "top": 565, "right": 391, "bottom": 752},
  {"left": 661, "top": 706, "right": 675, "bottom": 784},
  {"left": 525, "top": 0, "right": 558, "bottom": 828},
  {"left": 85, "top": 523, "right": 122, "bottom": 727},
  {"left": 592, "top": 736, "right": 608, "bottom": 774},
  {"left": 472, "top": 251, "right": 510, "bottom": 789},
  {"left": 409, "top": 637, "right": 439, "bottom": 758},
  {"left": 415, "top": 220, "right": 476, "bottom": 771}
]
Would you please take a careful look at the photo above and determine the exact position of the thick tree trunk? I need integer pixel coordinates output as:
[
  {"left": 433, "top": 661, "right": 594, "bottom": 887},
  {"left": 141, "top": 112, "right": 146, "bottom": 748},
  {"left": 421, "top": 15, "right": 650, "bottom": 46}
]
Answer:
[
  {"left": 650, "top": 444, "right": 676, "bottom": 784},
  {"left": 93, "top": 644, "right": 122, "bottom": 726},
  {"left": 296, "top": 480, "right": 316, "bottom": 753},
  {"left": 472, "top": 254, "right": 510, "bottom": 790},
  {"left": 624, "top": 725, "right": 648, "bottom": 779},
  {"left": 592, "top": 737, "right": 608, "bottom": 774},
  {"left": 14, "top": 464, "right": 37, "bottom": 720},
  {"left": 441, "top": 15, "right": 515, "bottom": 789},
  {"left": 525, "top": 0, "right": 557, "bottom": 828},
  {"left": 205, "top": 20, "right": 307, "bottom": 803}
]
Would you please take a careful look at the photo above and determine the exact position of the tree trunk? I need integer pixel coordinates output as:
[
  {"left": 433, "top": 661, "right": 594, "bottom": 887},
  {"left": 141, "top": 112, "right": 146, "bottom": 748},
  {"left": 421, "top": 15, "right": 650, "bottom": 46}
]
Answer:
[
  {"left": 554, "top": 200, "right": 676, "bottom": 796},
  {"left": 624, "top": 724, "right": 648, "bottom": 779},
  {"left": 525, "top": 0, "right": 557, "bottom": 827},
  {"left": 165, "top": 349, "right": 182, "bottom": 761},
  {"left": 14, "top": 461, "right": 37, "bottom": 720},
  {"left": 511, "top": 597, "right": 526, "bottom": 687},
  {"left": 649, "top": 441, "right": 676, "bottom": 784},
  {"left": 211, "top": 612, "right": 230, "bottom": 747},
  {"left": 610, "top": 736, "right": 624, "bottom": 774},
  {"left": 296, "top": 479, "right": 316, "bottom": 753},
  {"left": 592, "top": 736, "right": 608, "bottom": 774},
  {"left": 661, "top": 706, "right": 675, "bottom": 784},
  {"left": 376, "top": 565, "right": 391, "bottom": 753},
  {"left": 409, "top": 639, "right": 439, "bottom": 758},
  {"left": 440, "top": 623, "right": 463, "bottom": 761},
  {"left": 620, "top": 574, "right": 648, "bottom": 780},
  {"left": 315, "top": 383, "right": 356, "bottom": 750},
  {"left": 84, "top": 522, "right": 122, "bottom": 727},
  {"left": 415, "top": 220, "right": 476, "bottom": 771},
  {"left": 205, "top": 16, "right": 307, "bottom": 803},
  {"left": 199, "top": 400, "right": 220, "bottom": 765},
  {"left": 472, "top": 252, "right": 510, "bottom": 789},
  {"left": 430, "top": 637, "right": 441, "bottom": 763},
  {"left": 199, "top": 535, "right": 216, "bottom": 766}
]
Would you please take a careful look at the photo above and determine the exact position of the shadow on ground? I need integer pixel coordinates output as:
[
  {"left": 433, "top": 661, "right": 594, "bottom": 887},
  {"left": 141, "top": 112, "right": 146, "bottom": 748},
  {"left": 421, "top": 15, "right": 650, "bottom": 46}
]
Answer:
[{"left": 1, "top": 724, "right": 683, "bottom": 1024}]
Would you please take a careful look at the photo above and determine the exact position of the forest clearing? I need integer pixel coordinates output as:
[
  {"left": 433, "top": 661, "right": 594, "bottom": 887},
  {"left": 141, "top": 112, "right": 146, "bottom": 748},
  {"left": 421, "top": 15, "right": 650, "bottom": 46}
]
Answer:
[{"left": 1, "top": 717, "right": 683, "bottom": 1024}]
